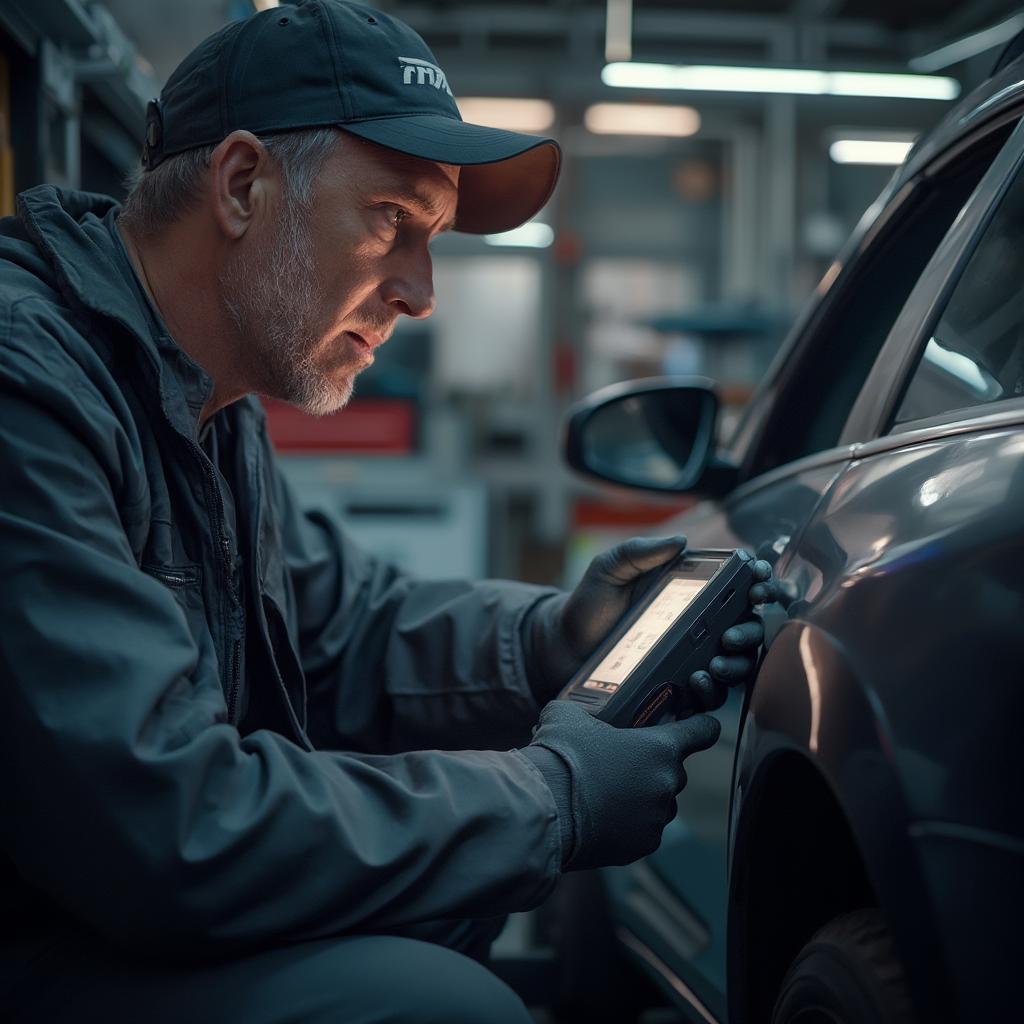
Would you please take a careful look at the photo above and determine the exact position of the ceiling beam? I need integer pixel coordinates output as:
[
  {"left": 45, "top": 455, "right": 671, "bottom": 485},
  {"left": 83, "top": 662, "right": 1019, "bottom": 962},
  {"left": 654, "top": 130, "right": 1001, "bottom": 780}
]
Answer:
[
  {"left": 389, "top": 4, "right": 901, "bottom": 58},
  {"left": 792, "top": 0, "right": 846, "bottom": 17}
]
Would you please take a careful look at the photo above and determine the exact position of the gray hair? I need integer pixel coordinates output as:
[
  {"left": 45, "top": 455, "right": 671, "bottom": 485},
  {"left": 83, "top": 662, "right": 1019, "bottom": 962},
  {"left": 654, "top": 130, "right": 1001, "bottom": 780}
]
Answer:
[{"left": 119, "top": 127, "right": 341, "bottom": 236}]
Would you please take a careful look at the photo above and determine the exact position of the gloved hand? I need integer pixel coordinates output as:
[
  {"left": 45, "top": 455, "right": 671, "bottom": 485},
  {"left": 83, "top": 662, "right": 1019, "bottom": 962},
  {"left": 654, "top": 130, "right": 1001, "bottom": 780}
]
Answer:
[
  {"left": 525, "top": 536, "right": 775, "bottom": 709},
  {"left": 521, "top": 700, "right": 721, "bottom": 870},
  {"left": 684, "top": 557, "right": 775, "bottom": 714}
]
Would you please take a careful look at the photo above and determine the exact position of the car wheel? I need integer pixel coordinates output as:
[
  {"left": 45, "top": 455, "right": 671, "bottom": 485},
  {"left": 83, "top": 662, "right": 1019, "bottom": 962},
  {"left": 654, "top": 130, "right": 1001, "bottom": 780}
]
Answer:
[{"left": 771, "top": 909, "right": 916, "bottom": 1024}]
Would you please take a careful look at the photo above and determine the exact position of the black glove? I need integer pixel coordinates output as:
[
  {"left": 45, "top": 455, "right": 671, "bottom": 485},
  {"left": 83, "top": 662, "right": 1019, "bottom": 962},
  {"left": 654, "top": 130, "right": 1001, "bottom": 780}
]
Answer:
[
  {"left": 521, "top": 700, "right": 721, "bottom": 871},
  {"left": 684, "top": 558, "right": 776, "bottom": 713},
  {"left": 525, "top": 536, "right": 775, "bottom": 708}
]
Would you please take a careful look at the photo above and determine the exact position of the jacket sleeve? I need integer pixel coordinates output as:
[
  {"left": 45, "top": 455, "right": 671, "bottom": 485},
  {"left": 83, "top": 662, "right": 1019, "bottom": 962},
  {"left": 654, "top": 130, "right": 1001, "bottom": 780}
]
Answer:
[
  {"left": 268, "top": 432, "right": 561, "bottom": 755},
  {"left": 0, "top": 323, "right": 561, "bottom": 956}
]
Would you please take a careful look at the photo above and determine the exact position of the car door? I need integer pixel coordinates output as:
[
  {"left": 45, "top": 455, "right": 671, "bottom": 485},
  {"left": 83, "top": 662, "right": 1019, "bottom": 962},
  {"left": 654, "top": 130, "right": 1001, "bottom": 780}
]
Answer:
[
  {"left": 607, "top": 112, "right": 1023, "bottom": 1023},
  {"left": 756, "top": 118, "right": 1024, "bottom": 1023}
]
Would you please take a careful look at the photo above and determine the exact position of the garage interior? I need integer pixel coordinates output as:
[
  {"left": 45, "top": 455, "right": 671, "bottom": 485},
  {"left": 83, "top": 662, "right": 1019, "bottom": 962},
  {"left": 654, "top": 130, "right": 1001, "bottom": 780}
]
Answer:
[
  {"left": 2, "top": 1, "right": 1020, "bottom": 1021},
  {"left": 3, "top": 0, "right": 1016, "bottom": 586}
]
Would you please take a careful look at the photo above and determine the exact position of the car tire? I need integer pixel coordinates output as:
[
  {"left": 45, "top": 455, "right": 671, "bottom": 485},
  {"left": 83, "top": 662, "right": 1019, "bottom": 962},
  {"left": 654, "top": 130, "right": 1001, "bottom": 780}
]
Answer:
[{"left": 771, "top": 908, "right": 916, "bottom": 1024}]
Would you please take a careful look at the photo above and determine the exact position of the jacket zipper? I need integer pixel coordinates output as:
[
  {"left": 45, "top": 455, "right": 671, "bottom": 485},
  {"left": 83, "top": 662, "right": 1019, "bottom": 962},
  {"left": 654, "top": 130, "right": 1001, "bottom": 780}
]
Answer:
[
  {"left": 226, "top": 638, "right": 242, "bottom": 723},
  {"left": 221, "top": 535, "right": 243, "bottom": 724},
  {"left": 137, "top": 340, "right": 244, "bottom": 724}
]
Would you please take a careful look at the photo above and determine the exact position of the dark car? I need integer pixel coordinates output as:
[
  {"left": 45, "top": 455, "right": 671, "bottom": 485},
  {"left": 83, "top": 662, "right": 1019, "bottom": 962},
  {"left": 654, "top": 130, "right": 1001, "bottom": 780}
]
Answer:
[{"left": 560, "top": 44, "right": 1024, "bottom": 1024}]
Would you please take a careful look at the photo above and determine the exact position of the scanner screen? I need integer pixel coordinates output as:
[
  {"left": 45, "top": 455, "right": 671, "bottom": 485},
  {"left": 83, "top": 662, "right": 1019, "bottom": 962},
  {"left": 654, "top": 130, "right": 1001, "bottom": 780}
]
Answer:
[{"left": 582, "top": 577, "right": 709, "bottom": 693}]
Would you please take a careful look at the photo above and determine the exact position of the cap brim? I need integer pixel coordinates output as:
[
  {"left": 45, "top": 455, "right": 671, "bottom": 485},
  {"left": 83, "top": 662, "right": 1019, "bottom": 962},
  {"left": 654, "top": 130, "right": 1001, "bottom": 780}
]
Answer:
[{"left": 341, "top": 114, "right": 560, "bottom": 234}]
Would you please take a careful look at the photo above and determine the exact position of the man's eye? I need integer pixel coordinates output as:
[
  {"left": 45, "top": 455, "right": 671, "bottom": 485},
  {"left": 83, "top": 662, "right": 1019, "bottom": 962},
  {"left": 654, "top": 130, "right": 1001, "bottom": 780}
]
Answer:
[{"left": 382, "top": 206, "right": 407, "bottom": 231}]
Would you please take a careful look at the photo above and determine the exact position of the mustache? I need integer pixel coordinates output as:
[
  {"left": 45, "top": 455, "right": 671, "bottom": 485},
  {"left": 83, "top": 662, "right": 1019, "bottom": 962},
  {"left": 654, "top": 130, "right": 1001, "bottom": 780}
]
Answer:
[{"left": 350, "top": 311, "right": 397, "bottom": 342}]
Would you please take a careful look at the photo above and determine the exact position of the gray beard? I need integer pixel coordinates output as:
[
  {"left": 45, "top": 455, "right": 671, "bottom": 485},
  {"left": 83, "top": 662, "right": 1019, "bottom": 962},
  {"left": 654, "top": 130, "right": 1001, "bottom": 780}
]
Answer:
[{"left": 219, "top": 198, "right": 354, "bottom": 417}]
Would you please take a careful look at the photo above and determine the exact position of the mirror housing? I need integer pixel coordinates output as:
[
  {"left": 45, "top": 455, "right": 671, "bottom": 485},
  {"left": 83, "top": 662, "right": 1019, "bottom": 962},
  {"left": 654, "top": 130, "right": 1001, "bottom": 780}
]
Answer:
[{"left": 563, "top": 376, "right": 738, "bottom": 496}]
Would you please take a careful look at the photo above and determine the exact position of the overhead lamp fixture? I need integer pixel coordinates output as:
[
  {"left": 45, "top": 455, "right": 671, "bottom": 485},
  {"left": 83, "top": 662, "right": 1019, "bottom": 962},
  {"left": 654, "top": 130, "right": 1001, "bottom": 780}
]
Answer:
[
  {"left": 252, "top": 0, "right": 279, "bottom": 10},
  {"left": 910, "top": 13, "right": 1024, "bottom": 73},
  {"left": 456, "top": 98, "right": 555, "bottom": 133},
  {"left": 829, "top": 138, "right": 915, "bottom": 165},
  {"left": 584, "top": 102, "right": 700, "bottom": 137},
  {"left": 602, "top": 62, "right": 960, "bottom": 101},
  {"left": 484, "top": 222, "right": 554, "bottom": 248}
]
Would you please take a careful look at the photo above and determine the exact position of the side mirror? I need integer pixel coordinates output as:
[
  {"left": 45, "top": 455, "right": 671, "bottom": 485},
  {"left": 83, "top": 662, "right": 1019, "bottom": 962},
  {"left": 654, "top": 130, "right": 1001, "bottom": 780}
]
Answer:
[{"left": 563, "top": 376, "right": 736, "bottom": 495}]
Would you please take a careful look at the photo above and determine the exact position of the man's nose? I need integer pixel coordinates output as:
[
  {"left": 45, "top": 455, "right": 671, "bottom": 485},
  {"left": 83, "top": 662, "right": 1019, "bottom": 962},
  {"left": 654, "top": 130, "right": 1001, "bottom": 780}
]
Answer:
[{"left": 382, "top": 248, "right": 435, "bottom": 320}]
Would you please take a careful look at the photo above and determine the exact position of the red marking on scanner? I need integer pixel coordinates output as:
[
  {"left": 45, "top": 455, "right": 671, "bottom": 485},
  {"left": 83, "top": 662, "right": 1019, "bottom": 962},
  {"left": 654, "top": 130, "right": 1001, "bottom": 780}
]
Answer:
[{"left": 632, "top": 685, "right": 674, "bottom": 727}]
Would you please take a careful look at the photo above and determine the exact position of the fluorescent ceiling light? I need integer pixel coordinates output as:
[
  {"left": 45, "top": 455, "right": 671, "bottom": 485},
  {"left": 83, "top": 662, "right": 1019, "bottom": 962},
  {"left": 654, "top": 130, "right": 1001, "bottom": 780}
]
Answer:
[
  {"left": 604, "top": 64, "right": 828, "bottom": 94},
  {"left": 484, "top": 222, "right": 554, "bottom": 248},
  {"left": 456, "top": 98, "right": 555, "bottom": 133},
  {"left": 829, "top": 139, "right": 915, "bottom": 165},
  {"left": 585, "top": 102, "right": 699, "bottom": 137},
  {"left": 910, "top": 13, "right": 1024, "bottom": 73},
  {"left": 602, "top": 62, "right": 960, "bottom": 101},
  {"left": 827, "top": 71, "right": 956, "bottom": 100}
]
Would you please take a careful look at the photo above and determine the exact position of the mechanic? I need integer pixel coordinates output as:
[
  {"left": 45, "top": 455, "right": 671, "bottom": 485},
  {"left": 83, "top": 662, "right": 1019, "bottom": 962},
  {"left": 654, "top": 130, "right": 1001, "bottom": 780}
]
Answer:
[{"left": 0, "top": 2, "right": 770, "bottom": 1022}]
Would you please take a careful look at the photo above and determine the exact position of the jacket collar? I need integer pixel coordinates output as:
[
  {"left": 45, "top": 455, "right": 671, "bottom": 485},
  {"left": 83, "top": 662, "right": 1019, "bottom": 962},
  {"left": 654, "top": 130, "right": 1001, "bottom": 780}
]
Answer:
[
  {"left": 19, "top": 185, "right": 160, "bottom": 349},
  {"left": 17, "top": 185, "right": 214, "bottom": 436}
]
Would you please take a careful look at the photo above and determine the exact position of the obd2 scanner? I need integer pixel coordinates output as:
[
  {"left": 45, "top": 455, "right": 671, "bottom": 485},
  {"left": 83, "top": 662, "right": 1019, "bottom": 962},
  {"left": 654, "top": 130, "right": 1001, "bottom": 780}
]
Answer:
[{"left": 557, "top": 549, "right": 757, "bottom": 727}]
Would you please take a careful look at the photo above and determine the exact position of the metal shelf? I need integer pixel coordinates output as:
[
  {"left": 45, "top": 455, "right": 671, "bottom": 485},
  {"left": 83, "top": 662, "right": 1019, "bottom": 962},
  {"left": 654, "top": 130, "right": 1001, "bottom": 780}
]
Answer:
[{"left": 1, "top": 0, "right": 154, "bottom": 191}]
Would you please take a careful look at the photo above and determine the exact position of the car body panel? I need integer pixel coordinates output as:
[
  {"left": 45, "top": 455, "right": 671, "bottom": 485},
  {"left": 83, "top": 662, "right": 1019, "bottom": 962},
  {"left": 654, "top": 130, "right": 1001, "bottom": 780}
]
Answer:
[
  {"left": 594, "top": 52, "right": 1024, "bottom": 1024},
  {"left": 909, "top": 822, "right": 1024, "bottom": 1021},
  {"left": 607, "top": 458, "right": 848, "bottom": 1020},
  {"left": 728, "top": 626, "right": 946, "bottom": 1022},
  {"left": 794, "top": 425, "right": 1024, "bottom": 835},
  {"left": 729, "top": 416, "right": 1024, "bottom": 1021}
]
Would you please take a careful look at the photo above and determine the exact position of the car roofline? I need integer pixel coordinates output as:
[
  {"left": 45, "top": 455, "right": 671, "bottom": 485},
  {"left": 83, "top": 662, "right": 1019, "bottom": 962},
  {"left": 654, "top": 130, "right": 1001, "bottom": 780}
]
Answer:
[
  {"left": 724, "top": 56, "right": 1024, "bottom": 477},
  {"left": 898, "top": 57, "right": 1024, "bottom": 187}
]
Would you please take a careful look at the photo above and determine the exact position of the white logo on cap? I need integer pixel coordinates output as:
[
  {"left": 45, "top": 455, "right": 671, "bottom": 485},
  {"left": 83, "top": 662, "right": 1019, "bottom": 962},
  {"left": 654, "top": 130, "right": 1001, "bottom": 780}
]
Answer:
[{"left": 398, "top": 56, "right": 453, "bottom": 96}]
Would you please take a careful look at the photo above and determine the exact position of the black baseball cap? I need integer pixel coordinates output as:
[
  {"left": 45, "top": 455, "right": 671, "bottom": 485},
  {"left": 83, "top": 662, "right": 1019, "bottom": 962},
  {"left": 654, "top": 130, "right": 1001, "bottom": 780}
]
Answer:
[{"left": 142, "top": 0, "right": 560, "bottom": 234}]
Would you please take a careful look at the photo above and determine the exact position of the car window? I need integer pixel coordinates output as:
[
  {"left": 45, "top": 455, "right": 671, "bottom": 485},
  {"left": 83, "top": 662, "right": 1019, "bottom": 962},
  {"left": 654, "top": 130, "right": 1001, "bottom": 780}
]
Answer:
[
  {"left": 754, "top": 121, "right": 1015, "bottom": 474},
  {"left": 893, "top": 161, "right": 1024, "bottom": 425}
]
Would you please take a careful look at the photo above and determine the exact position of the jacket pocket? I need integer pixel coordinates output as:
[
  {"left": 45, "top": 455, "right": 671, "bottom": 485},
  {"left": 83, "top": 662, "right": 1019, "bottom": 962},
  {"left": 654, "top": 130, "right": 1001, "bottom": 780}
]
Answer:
[
  {"left": 141, "top": 561, "right": 219, "bottom": 695},
  {"left": 141, "top": 560, "right": 206, "bottom": 636},
  {"left": 141, "top": 562, "right": 202, "bottom": 590}
]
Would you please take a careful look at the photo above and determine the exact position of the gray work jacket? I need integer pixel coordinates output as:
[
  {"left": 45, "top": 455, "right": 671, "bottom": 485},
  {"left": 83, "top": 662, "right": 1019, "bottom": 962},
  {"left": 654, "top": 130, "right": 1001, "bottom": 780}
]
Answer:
[{"left": 0, "top": 186, "right": 561, "bottom": 962}]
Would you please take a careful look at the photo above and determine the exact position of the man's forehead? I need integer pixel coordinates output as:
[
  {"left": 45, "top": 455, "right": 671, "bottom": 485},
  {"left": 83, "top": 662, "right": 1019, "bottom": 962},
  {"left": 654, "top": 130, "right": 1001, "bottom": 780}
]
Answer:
[
  {"left": 342, "top": 135, "right": 458, "bottom": 201},
  {"left": 378, "top": 162, "right": 459, "bottom": 205}
]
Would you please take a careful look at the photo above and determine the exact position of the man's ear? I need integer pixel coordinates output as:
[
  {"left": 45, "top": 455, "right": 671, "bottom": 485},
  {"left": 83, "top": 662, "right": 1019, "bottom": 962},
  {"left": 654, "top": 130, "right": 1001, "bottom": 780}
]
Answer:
[{"left": 208, "top": 130, "right": 275, "bottom": 240}]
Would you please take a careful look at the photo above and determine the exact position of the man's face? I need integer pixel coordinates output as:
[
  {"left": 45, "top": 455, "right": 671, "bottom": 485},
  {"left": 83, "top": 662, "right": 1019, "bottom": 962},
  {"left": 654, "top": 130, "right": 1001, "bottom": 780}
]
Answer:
[{"left": 220, "top": 134, "right": 459, "bottom": 416}]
